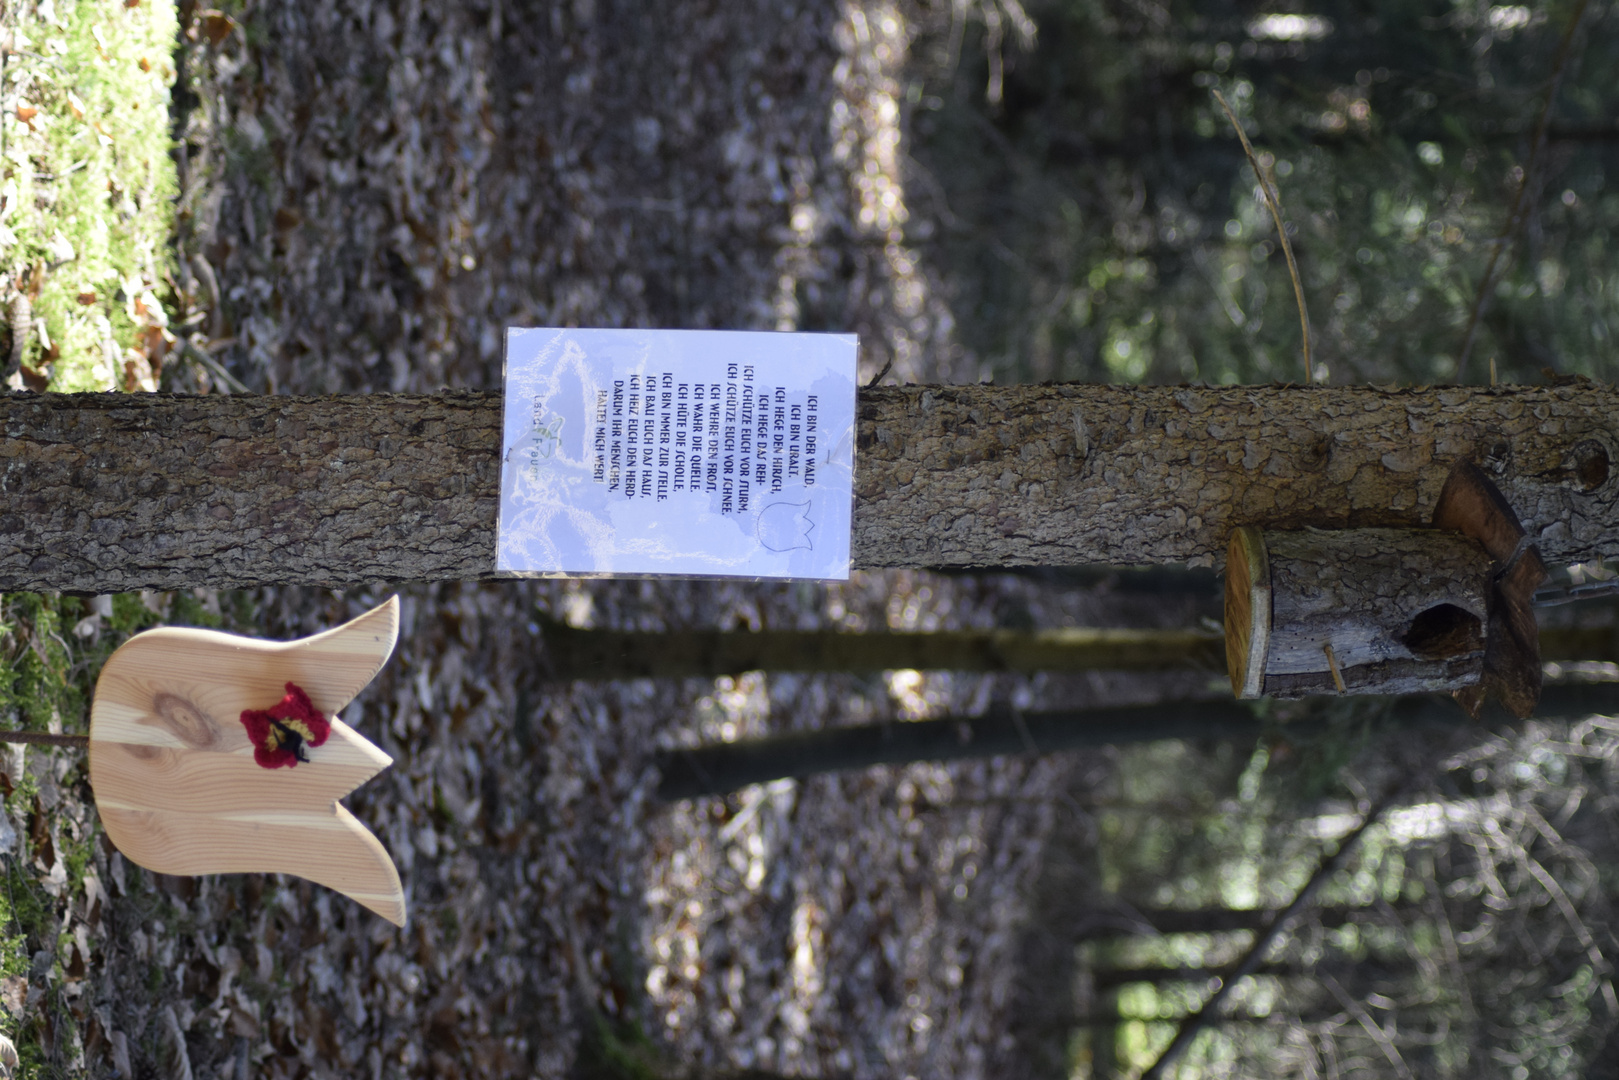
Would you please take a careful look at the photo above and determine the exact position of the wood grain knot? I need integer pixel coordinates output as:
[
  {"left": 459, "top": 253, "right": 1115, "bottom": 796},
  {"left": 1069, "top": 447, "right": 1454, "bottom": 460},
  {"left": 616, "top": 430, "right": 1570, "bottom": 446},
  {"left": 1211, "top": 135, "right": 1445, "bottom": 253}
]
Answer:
[
  {"left": 150, "top": 693, "right": 220, "bottom": 750},
  {"left": 1563, "top": 439, "right": 1611, "bottom": 493}
]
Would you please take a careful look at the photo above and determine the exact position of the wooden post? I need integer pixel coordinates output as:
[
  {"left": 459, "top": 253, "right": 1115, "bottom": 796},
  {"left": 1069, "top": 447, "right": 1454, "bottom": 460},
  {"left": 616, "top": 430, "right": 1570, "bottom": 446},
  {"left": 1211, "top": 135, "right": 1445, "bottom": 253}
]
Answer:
[{"left": 1225, "top": 527, "right": 1492, "bottom": 699}]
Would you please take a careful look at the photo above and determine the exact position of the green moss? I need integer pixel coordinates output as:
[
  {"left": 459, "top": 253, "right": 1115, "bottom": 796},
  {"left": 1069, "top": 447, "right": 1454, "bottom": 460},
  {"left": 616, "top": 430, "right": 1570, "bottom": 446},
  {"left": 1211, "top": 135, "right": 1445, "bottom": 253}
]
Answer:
[
  {"left": 0, "top": 593, "right": 74, "bottom": 731},
  {"left": 60, "top": 827, "right": 95, "bottom": 904},
  {"left": 167, "top": 589, "right": 223, "bottom": 630},
  {"left": 573, "top": 1013, "right": 672, "bottom": 1080},
  {"left": 0, "top": 584, "right": 253, "bottom": 1075},
  {"left": 3, "top": 0, "right": 180, "bottom": 391}
]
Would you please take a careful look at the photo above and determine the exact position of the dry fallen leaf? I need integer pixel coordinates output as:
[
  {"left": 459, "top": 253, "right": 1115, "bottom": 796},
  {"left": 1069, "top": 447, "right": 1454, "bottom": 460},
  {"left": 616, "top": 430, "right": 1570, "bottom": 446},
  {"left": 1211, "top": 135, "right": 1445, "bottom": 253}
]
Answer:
[
  {"left": 0, "top": 976, "right": 23, "bottom": 1017},
  {"left": 122, "top": 355, "right": 152, "bottom": 392},
  {"left": 158, "top": 1006, "right": 192, "bottom": 1080},
  {"left": 138, "top": 56, "right": 152, "bottom": 72},
  {"left": 76, "top": 291, "right": 97, "bottom": 306},
  {"left": 199, "top": 11, "right": 236, "bottom": 46},
  {"left": 66, "top": 92, "right": 86, "bottom": 120},
  {"left": 14, "top": 107, "right": 35, "bottom": 122}
]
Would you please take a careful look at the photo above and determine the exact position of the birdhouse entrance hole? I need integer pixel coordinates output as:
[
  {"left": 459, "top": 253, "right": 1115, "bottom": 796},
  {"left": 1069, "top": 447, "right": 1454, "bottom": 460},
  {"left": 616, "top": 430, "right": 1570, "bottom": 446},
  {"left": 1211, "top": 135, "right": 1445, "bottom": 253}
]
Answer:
[{"left": 1401, "top": 603, "right": 1485, "bottom": 661}]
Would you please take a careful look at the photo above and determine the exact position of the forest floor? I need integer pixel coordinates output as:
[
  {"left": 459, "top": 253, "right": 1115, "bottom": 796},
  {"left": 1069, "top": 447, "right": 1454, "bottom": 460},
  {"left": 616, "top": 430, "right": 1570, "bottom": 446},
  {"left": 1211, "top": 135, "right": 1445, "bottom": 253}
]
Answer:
[{"left": 0, "top": 2, "right": 1219, "bottom": 1078}]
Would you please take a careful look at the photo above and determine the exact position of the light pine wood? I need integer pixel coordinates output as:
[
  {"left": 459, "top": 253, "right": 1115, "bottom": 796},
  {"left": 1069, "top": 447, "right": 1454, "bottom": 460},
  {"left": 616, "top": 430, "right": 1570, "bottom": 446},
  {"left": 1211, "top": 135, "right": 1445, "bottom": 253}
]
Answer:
[
  {"left": 1224, "top": 527, "right": 1271, "bottom": 699},
  {"left": 88, "top": 598, "right": 406, "bottom": 926}
]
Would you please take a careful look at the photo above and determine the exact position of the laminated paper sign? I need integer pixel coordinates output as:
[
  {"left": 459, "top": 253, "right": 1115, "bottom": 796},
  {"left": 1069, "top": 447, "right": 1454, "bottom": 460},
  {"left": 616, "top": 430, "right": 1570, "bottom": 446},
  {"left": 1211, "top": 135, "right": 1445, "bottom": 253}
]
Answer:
[{"left": 498, "top": 328, "right": 858, "bottom": 579}]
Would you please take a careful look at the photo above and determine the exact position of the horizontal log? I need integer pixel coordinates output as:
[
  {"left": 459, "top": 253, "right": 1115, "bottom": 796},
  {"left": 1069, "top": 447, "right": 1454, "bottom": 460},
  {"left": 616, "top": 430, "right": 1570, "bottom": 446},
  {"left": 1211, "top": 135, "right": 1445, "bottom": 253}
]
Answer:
[
  {"left": 1, "top": 392, "right": 500, "bottom": 592},
  {"left": 1, "top": 383, "right": 1616, "bottom": 590},
  {"left": 857, "top": 383, "right": 1618, "bottom": 571}
]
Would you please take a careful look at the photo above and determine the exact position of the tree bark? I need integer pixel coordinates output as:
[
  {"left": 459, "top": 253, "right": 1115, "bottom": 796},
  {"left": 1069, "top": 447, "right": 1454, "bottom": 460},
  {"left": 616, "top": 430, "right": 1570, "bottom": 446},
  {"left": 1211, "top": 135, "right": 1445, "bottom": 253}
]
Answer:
[
  {"left": 2, "top": 383, "right": 1616, "bottom": 590},
  {"left": 855, "top": 383, "right": 1617, "bottom": 571},
  {"left": 0, "top": 391, "right": 501, "bottom": 593}
]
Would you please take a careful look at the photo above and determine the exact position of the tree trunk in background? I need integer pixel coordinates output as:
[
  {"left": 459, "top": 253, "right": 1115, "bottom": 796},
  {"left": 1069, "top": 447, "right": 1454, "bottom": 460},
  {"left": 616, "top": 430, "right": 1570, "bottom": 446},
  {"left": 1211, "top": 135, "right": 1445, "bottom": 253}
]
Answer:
[
  {"left": 932, "top": 565, "right": 1222, "bottom": 593},
  {"left": 653, "top": 682, "right": 1619, "bottom": 799},
  {"left": 654, "top": 699, "right": 1271, "bottom": 800},
  {"left": 2, "top": 383, "right": 1617, "bottom": 590},
  {"left": 541, "top": 619, "right": 1229, "bottom": 677},
  {"left": 543, "top": 621, "right": 1616, "bottom": 680}
]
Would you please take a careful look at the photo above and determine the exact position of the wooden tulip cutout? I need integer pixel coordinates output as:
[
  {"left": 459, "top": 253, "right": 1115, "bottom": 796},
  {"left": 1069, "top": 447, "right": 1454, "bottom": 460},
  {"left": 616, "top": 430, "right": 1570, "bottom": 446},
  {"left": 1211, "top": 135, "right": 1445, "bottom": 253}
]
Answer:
[{"left": 88, "top": 597, "right": 406, "bottom": 926}]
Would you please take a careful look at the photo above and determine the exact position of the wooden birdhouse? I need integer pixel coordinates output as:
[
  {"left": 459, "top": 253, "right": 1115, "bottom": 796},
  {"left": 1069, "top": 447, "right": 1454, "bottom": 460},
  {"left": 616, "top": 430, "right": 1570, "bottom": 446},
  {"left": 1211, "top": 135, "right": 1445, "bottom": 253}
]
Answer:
[{"left": 1225, "top": 461, "right": 1546, "bottom": 717}]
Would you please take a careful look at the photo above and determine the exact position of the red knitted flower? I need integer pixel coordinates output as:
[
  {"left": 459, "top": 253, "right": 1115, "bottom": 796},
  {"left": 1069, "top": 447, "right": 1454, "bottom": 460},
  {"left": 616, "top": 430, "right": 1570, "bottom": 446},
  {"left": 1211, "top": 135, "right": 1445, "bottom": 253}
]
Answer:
[{"left": 239, "top": 683, "right": 330, "bottom": 769}]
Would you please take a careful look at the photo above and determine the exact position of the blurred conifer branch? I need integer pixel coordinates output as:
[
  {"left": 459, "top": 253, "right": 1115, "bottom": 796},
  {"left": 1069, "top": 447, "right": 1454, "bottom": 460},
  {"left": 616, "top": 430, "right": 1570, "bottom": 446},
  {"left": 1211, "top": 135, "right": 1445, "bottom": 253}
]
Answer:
[{"left": 1456, "top": 0, "right": 1592, "bottom": 382}]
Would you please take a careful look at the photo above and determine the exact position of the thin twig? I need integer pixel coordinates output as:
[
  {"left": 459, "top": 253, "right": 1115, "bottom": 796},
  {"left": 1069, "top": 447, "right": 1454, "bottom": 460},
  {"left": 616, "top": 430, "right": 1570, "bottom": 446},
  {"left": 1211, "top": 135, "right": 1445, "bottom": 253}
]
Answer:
[
  {"left": 1213, "top": 89, "right": 1313, "bottom": 384},
  {"left": 1140, "top": 789, "right": 1399, "bottom": 1080},
  {"left": 1321, "top": 974, "right": 1416, "bottom": 1080},
  {"left": 1517, "top": 848, "right": 1618, "bottom": 1016},
  {"left": 2, "top": 48, "right": 72, "bottom": 77},
  {"left": 866, "top": 355, "right": 894, "bottom": 388},
  {"left": 1455, "top": 0, "right": 1591, "bottom": 382},
  {"left": 1421, "top": 868, "right": 1479, "bottom": 1030},
  {"left": 1323, "top": 644, "right": 1347, "bottom": 694},
  {"left": 181, "top": 338, "right": 250, "bottom": 394}
]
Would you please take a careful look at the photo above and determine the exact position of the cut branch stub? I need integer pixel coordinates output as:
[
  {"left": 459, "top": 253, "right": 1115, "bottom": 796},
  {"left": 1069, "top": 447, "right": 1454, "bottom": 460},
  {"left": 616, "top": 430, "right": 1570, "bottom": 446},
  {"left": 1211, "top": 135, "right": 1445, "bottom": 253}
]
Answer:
[
  {"left": 1226, "top": 527, "right": 1492, "bottom": 699},
  {"left": 1434, "top": 459, "right": 1547, "bottom": 718}
]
